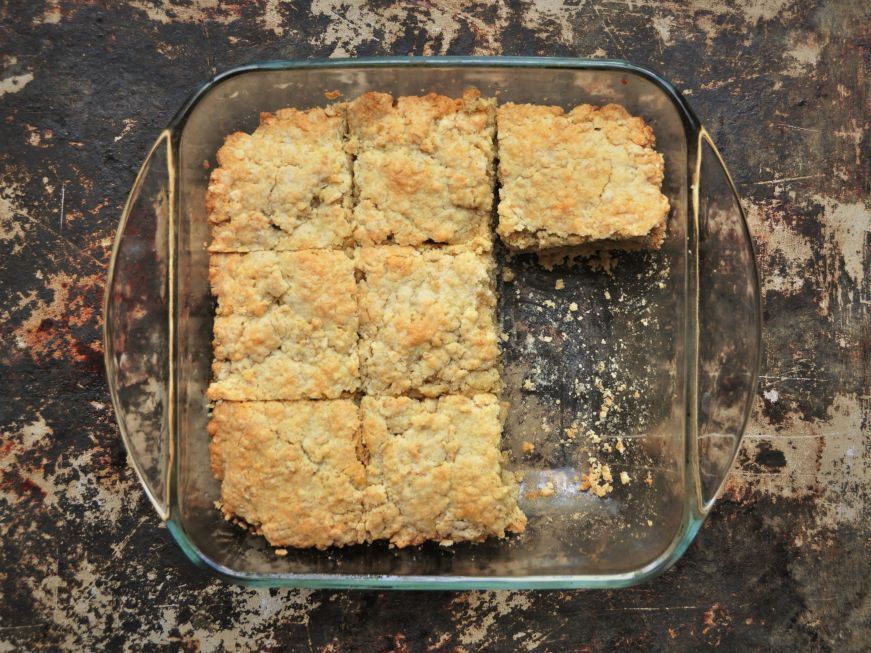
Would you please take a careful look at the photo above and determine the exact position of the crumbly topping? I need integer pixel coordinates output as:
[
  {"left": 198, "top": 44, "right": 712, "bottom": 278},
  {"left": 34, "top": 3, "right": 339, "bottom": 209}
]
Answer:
[
  {"left": 207, "top": 250, "right": 359, "bottom": 400},
  {"left": 348, "top": 89, "right": 496, "bottom": 247},
  {"left": 209, "top": 400, "right": 366, "bottom": 549},
  {"left": 207, "top": 105, "right": 353, "bottom": 252},
  {"left": 357, "top": 245, "right": 501, "bottom": 397},
  {"left": 496, "top": 102, "right": 669, "bottom": 251},
  {"left": 361, "top": 394, "right": 526, "bottom": 547}
]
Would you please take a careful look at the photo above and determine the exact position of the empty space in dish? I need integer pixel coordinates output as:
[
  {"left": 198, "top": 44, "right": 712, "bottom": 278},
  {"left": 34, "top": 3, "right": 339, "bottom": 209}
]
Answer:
[{"left": 173, "top": 64, "right": 689, "bottom": 579}]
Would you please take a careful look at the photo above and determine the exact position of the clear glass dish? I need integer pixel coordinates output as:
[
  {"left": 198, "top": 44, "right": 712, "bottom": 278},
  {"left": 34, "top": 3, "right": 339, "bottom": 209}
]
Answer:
[{"left": 104, "top": 57, "right": 761, "bottom": 589}]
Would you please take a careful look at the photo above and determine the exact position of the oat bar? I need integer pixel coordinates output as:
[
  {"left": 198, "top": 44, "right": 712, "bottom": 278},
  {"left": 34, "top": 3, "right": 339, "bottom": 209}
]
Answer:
[
  {"left": 348, "top": 89, "right": 495, "bottom": 248},
  {"left": 207, "top": 250, "right": 359, "bottom": 400},
  {"left": 361, "top": 394, "right": 526, "bottom": 547},
  {"left": 207, "top": 105, "right": 353, "bottom": 252},
  {"left": 357, "top": 245, "right": 501, "bottom": 397},
  {"left": 496, "top": 102, "right": 669, "bottom": 251},
  {"left": 209, "top": 400, "right": 366, "bottom": 549}
]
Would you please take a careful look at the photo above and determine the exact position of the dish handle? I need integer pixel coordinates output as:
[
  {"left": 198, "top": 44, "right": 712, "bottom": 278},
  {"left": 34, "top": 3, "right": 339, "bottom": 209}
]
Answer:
[
  {"left": 103, "top": 131, "right": 176, "bottom": 520},
  {"left": 693, "top": 130, "right": 762, "bottom": 509}
]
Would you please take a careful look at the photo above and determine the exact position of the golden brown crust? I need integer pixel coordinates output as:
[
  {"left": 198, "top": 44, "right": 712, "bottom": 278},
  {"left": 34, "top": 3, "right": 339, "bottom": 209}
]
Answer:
[
  {"left": 357, "top": 245, "right": 501, "bottom": 397},
  {"left": 207, "top": 104, "right": 353, "bottom": 252},
  {"left": 207, "top": 250, "right": 359, "bottom": 400},
  {"left": 496, "top": 102, "right": 669, "bottom": 251},
  {"left": 348, "top": 89, "right": 495, "bottom": 248},
  {"left": 361, "top": 394, "right": 526, "bottom": 547},
  {"left": 209, "top": 400, "right": 366, "bottom": 549}
]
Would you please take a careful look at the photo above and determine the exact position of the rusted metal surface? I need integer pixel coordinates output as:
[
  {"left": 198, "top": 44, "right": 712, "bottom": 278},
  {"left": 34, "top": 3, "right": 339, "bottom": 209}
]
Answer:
[{"left": 1, "top": 1, "right": 868, "bottom": 650}]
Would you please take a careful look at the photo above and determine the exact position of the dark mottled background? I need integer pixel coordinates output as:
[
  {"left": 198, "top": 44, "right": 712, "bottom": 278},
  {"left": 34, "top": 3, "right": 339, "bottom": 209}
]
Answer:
[{"left": 1, "top": 1, "right": 869, "bottom": 651}]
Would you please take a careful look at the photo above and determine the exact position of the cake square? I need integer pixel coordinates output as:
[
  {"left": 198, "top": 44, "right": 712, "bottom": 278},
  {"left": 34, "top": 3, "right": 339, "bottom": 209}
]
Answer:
[
  {"left": 496, "top": 102, "right": 670, "bottom": 251},
  {"left": 209, "top": 400, "right": 366, "bottom": 549},
  {"left": 348, "top": 89, "right": 495, "bottom": 248},
  {"left": 361, "top": 394, "right": 526, "bottom": 547},
  {"left": 207, "top": 250, "right": 359, "bottom": 401},
  {"left": 207, "top": 105, "right": 353, "bottom": 252},
  {"left": 357, "top": 245, "right": 501, "bottom": 398}
]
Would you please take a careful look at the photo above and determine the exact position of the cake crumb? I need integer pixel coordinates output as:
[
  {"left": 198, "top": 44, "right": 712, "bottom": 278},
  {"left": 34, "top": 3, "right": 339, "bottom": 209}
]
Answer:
[
  {"left": 565, "top": 425, "right": 578, "bottom": 439},
  {"left": 521, "top": 441, "right": 535, "bottom": 454},
  {"left": 579, "top": 457, "right": 614, "bottom": 497},
  {"left": 620, "top": 471, "right": 631, "bottom": 485},
  {"left": 586, "top": 429, "right": 601, "bottom": 444},
  {"left": 597, "top": 389, "right": 614, "bottom": 423},
  {"left": 522, "top": 379, "right": 536, "bottom": 391},
  {"left": 539, "top": 481, "right": 556, "bottom": 497},
  {"left": 324, "top": 89, "right": 342, "bottom": 99},
  {"left": 645, "top": 471, "right": 654, "bottom": 487},
  {"left": 615, "top": 437, "right": 626, "bottom": 454},
  {"left": 555, "top": 278, "right": 565, "bottom": 290},
  {"left": 569, "top": 302, "right": 579, "bottom": 312},
  {"left": 588, "top": 250, "right": 618, "bottom": 273},
  {"left": 647, "top": 519, "right": 653, "bottom": 527},
  {"left": 502, "top": 267, "right": 515, "bottom": 282},
  {"left": 275, "top": 548, "right": 289, "bottom": 556}
]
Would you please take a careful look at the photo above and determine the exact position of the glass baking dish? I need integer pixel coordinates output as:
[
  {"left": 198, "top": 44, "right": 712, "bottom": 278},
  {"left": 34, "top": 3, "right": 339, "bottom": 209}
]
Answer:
[{"left": 104, "top": 57, "right": 760, "bottom": 589}]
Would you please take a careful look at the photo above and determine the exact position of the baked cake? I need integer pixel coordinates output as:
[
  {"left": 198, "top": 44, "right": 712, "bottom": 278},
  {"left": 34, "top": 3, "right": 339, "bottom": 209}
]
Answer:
[
  {"left": 207, "top": 250, "right": 359, "bottom": 401},
  {"left": 210, "top": 400, "right": 366, "bottom": 549},
  {"left": 348, "top": 89, "right": 495, "bottom": 248},
  {"left": 357, "top": 245, "right": 501, "bottom": 398},
  {"left": 362, "top": 394, "right": 526, "bottom": 547},
  {"left": 496, "top": 102, "right": 669, "bottom": 250},
  {"left": 207, "top": 106, "right": 353, "bottom": 252}
]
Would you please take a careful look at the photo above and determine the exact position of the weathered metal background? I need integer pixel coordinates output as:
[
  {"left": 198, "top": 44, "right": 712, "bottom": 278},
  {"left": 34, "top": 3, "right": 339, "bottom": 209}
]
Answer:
[{"left": 1, "top": 1, "right": 868, "bottom": 650}]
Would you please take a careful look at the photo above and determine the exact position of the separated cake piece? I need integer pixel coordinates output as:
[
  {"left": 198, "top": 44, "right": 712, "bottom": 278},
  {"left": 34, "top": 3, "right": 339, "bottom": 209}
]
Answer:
[
  {"left": 207, "top": 105, "right": 353, "bottom": 251},
  {"left": 208, "top": 250, "right": 359, "bottom": 401},
  {"left": 357, "top": 245, "right": 501, "bottom": 398},
  {"left": 348, "top": 89, "right": 496, "bottom": 248},
  {"left": 496, "top": 102, "right": 669, "bottom": 251},
  {"left": 362, "top": 394, "right": 526, "bottom": 547},
  {"left": 209, "top": 400, "right": 366, "bottom": 549}
]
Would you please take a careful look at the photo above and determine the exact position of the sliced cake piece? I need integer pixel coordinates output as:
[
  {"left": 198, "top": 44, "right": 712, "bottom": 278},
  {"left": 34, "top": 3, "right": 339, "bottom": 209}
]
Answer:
[
  {"left": 209, "top": 400, "right": 366, "bottom": 549},
  {"left": 361, "top": 394, "right": 526, "bottom": 547},
  {"left": 208, "top": 250, "right": 359, "bottom": 401},
  {"left": 348, "top": 89, "right": 495, "bottom": 248},
  {"left": 357, "top": 245, "right": 501, "bottom": 398},
  {"left": 207, "top": 105, "right": 353, "bottom": 252},
  {"left": 496, "top": 102, "right": 669, "bottom": 251}
]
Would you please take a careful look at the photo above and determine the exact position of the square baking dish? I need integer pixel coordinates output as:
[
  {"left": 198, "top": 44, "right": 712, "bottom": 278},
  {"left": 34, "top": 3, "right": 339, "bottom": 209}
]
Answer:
[{"left": 104, "top": 57, "right": 761, "bottom": 589}]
